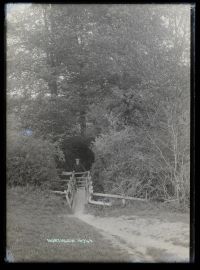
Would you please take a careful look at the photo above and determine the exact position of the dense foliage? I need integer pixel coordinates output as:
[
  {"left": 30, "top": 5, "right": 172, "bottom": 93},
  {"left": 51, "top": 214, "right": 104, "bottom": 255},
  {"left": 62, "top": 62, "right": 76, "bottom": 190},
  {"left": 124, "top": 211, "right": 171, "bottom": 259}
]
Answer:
[
  {"left": 7, "top": 115, "right": 65, "bottom": 186},
  {"left": 6, "top": 4, "right": 190, "bottom": 206}
]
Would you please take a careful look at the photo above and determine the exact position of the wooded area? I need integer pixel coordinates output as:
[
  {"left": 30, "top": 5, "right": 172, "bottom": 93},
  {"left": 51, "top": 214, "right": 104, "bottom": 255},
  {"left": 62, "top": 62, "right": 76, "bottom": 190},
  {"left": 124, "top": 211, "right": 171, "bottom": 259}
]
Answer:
[{"left": 7, "top": 4, "right": 190, "bottom": 208}]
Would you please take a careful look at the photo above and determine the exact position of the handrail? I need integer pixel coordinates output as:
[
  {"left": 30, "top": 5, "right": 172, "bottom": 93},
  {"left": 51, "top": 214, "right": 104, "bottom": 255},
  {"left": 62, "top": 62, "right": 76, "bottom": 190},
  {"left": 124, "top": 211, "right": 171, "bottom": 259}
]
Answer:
[
  {"left": 61, "top": 172, "right": 73, "bottom": 176},
  {"left": 52, "top": 170, "right": 148, "bottom": 208},
  {"left": 92, "top": 192, "right": 147, "bottom": 201},
  {"left": 74, "top": 171, "right": 90, "bottom": 175},
  {"left": 50, "top": 190, "right": 67, "bottom": 194},
  {"left": 88, "top": 195, "right": 112, "bottom": 206},
  {"left": 51, "top": 172, "right": 78, "bottom": 209},
  {"left": 61, "top": 171, "right": 90, "bottom": 176}
]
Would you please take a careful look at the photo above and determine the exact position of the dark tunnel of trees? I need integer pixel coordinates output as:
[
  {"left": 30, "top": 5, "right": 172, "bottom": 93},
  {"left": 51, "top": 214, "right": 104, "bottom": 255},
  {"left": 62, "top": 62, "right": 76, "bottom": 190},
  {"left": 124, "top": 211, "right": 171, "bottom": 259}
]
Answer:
[{"left": 60, "top": 136, "right": 95, "bottom": 171}]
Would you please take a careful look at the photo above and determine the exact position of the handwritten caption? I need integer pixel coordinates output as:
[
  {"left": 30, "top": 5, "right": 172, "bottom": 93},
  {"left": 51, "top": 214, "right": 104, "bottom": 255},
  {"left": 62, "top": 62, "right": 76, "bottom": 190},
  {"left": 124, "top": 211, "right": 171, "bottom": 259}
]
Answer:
[{"left": 47, "top": 238, "right": 93, "bottom": 244}]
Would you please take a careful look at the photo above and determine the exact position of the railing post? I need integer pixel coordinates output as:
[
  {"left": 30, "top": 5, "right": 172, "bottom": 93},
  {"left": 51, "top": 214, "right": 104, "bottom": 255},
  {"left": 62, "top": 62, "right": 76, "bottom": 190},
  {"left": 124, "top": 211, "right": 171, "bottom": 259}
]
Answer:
[
  {"left": 71, "top": 171, "right": 76, "bottom": 208},
  {"left": 122, "top": 198, "right": 126, "bottom": 206}
]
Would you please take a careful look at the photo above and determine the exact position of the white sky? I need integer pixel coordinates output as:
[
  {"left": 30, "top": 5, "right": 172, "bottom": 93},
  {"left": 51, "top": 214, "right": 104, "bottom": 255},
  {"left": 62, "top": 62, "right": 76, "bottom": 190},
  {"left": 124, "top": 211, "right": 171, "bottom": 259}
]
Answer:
[{"left": 6, "top": 3, "right": 31, "bottom": 16}]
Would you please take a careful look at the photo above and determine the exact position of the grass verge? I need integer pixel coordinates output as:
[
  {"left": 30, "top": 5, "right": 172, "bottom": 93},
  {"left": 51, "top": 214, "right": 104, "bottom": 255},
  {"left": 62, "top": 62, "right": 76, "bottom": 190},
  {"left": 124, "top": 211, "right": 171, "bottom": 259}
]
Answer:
[
  {"left": 85, "top": 199, "right": 189, "bottom": 224},
  {"left": 6, "top": 186, "right": 130, "bottom": 262}
]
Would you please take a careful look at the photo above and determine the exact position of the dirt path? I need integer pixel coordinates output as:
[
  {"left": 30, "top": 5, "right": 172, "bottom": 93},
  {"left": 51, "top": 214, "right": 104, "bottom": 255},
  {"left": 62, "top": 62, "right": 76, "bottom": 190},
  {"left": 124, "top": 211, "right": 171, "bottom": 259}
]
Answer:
[
  {"left": 77, "top": 213, "right": 189, "bottom": 262},
  {"left": 72, "top": 190, "right": 190, "bottom": 262},
  {"left": 7, "top": 187, "right": 190, "bottom": 262}
]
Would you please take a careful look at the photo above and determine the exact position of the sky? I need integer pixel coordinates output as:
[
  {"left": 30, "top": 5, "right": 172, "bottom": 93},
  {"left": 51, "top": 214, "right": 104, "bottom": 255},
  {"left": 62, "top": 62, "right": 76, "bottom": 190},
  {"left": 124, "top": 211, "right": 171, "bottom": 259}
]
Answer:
[{"left": 6, "top": 3, "right": 31, "bottom": 16}]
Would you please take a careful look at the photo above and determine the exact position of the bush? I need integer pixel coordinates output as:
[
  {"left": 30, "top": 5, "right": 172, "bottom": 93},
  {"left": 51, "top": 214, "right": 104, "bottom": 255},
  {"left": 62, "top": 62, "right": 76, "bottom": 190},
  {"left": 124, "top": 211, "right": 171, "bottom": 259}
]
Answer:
[
  {"left": 91, "top": 126, "right": 190, "bottom": 207},
  {"left": 7, "top": 129, "right": 63, "bottom": 187},
  {"left": 91, "top": 127, "right": 148, "bottom": 195}
]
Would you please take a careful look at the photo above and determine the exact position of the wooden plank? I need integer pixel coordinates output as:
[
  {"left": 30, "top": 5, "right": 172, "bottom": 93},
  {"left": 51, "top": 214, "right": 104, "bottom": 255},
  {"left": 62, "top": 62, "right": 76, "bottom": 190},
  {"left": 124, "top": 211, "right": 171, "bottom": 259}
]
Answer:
[
  {"left": 88, "top": 196, "right": 112, "bottom": 206},
  {"left": 65, "top": 193, "right": 71, "bottom": 208},
  {"left": 74, "top": 171, "right": 89, "bottom": 175},
  {"left": 92, "top": 192, "right": 147, "bottom": 201},
  {"left": 50, "top": 190, "right": 67, "bottom": 195},
  {"left": 62, "top": 172, "right": 73, "bottom": 176},
  {"left": 51, "top": 180, "right": 70, "bottom": 182},
  {"left": 76, "top": 181, "right": 86, "bottom": 183},
  {"left": 163, "top": 199, "right": 178, "bottom": 204}
]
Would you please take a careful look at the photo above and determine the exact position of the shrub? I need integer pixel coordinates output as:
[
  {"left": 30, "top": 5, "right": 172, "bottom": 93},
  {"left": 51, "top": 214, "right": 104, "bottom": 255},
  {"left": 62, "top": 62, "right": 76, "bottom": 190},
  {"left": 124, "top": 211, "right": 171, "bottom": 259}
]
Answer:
[
  {"left": 7, "top": 126, "right": 63, "bottom": 187},
  {"left": 91, "top": 126, "right": 190, "bottom": 207}
]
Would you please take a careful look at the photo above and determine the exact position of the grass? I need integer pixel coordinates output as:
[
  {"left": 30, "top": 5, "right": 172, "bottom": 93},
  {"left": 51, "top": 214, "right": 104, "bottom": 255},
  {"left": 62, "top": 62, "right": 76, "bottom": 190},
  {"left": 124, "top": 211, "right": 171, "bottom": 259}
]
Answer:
[
  {"left": 6, "top": 186, "right": 130, "bottom": 262},
  {"left": 167, "top": 237, "right": 189, "bottom": 248},
  {"left": 85, "top": 199, "right": 189, "bottom": 224},
  {"left": 145, "top": 247, "right": 168, "bottom": 262}
]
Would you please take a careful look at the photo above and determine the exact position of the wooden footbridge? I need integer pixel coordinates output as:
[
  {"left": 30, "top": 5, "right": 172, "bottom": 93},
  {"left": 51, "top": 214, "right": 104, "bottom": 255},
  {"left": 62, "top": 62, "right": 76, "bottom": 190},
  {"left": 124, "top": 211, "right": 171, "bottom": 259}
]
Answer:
[{"left": 51, "top": 171, "right": 147, "bottom": 211}]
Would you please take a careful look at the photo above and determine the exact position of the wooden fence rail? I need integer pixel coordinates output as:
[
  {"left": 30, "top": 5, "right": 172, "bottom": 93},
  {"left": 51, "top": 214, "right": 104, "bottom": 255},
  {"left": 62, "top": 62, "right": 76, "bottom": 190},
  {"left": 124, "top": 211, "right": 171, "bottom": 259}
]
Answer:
[
  {"left": 51, "top": 170, "right": 148, "bottom": 208},
  {"left": 92, "top": 192, "right": 147, "bottom": 202},
  {"left": 51, "top": 171, "right": 77, "bottom": 209}
]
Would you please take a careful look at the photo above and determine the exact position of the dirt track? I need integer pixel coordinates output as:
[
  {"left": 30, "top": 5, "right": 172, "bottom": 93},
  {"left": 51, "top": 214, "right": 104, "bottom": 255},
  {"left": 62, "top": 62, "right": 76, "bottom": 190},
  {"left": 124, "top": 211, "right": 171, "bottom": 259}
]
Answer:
[
  {"left": 72, "top": 190, "right": 190, "bottom": 262},
  {"left": 7, "top": 187, "right": 190, "bottom": 262}
]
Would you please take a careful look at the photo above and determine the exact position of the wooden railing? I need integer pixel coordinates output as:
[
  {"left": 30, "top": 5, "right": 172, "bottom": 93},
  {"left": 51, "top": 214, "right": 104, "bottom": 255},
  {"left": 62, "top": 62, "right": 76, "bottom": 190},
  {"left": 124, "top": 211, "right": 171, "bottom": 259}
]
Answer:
[
  {"left": 85, "top": 174, "right": 112, "bottom": 206},
  {"left": 51, "top": 170, "right": 148, "bottom": 208},
  {"left": 51, "top": 171, "right": 90, "bottom": 209},
  {"left": 51, "top": 171, "right": 76, "bottom": 209},
  {"left": 86, "top": 175, "right": 147, "bottom": 206}
]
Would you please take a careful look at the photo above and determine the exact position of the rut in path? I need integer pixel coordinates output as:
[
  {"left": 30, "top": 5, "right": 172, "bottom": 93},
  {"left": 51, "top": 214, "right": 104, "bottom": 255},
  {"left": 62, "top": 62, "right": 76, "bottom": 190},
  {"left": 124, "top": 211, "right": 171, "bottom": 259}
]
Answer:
[{"left": 72, "top": 188, "right": 87, "bottom": 216}]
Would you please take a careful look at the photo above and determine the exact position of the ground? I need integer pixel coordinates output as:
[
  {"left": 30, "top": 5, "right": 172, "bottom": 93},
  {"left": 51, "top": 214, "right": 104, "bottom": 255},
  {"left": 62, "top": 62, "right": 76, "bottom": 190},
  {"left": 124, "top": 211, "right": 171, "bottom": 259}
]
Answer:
[
  {"left": 6, "top": 187, "right": 130, "bottom": 262},
  {"left": 6, "top": 186, "right": 190, "bottom": 262},
  {"left": 80, "top": 209, "right": 189, "bottom": 262}
]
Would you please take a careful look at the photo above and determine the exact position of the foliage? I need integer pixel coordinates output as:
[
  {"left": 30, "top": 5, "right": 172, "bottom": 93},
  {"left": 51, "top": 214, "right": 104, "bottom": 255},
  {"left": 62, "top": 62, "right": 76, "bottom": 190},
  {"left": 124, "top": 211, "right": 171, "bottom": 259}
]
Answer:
[
  {"left": 91, "top": 121, "right": 190, "bottom": 206},
  {"left": 7, "top": 114, "right": 64, "bottom": 186},
  {"left": 19, "top": 95, "right": 78, "bottom": 140},
  {"left": 6, "top": 4, "right": 190, "bottom": 207}
]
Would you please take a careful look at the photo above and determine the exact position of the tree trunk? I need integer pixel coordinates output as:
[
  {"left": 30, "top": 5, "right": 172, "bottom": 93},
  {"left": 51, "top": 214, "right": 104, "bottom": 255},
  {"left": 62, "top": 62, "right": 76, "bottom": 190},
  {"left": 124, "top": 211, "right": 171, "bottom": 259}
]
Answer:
[
  {"left": 42, "top": 5, "right": 58, "bottom": 97},
  {"left": 79, "top": 82, "right": 87, "bottom": 137},
  {"left": 80, "top": 111, "right": 86, "bottom": 137},
  {"left": 48, "top": 76, "right": 58, "bottom": 97}
]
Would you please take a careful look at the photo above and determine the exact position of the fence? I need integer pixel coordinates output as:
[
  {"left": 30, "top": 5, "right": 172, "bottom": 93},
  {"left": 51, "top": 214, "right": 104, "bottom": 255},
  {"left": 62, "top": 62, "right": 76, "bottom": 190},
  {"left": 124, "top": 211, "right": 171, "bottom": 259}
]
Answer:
[{"left": 51, "top": 171, "right": 148, "bottom": 209}]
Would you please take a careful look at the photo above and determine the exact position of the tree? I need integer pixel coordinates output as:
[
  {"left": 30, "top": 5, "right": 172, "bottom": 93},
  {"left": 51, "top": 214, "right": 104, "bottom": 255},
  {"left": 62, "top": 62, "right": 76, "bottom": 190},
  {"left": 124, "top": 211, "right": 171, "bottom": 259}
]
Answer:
[{"left": 7, "top": 4, "right": 190, "bottom": 205}]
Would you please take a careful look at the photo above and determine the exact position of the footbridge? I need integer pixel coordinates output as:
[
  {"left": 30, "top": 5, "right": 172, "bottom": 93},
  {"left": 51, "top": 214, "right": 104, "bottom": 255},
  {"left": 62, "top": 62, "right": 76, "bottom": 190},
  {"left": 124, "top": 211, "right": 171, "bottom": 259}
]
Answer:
[{"left": 51, "top": 171, "right": 147, "bottom": 212}]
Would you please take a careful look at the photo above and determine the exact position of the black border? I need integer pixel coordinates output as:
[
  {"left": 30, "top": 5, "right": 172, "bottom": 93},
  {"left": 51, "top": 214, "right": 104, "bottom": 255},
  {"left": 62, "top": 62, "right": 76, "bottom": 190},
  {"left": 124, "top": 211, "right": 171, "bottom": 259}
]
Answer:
[{"left": 1, "top": 0, "right": 197, "bottom": 267}]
